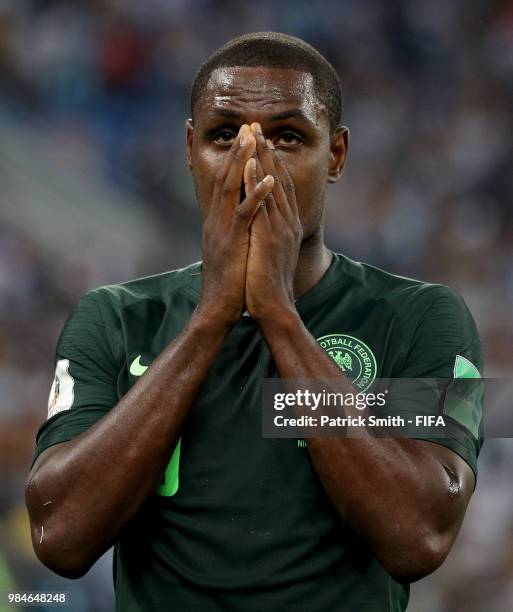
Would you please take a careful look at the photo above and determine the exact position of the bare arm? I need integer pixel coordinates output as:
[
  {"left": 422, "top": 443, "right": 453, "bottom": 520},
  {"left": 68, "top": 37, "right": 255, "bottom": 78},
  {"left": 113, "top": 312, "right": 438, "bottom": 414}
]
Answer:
[
  {"left": 245, "top": 123, "right": 475, "bottom": 583},
  {"left": 26, "top": 123, "right": 274, "bottom": 578},
  {"left": 258, "top": 310, "right": 474, "bottom": 583},
  {"left": 26, "top": 310, "right": 231, "bottom": 577}
]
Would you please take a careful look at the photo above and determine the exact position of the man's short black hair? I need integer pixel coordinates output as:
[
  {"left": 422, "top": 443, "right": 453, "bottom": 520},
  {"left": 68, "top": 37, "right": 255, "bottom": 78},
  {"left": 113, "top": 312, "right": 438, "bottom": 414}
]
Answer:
[{"left": 190, "top": 31, "right": 342, "bottom": 135}]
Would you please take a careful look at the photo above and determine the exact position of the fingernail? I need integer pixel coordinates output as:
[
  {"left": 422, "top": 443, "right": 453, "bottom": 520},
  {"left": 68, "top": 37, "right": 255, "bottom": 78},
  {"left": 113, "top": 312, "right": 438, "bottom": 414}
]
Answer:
[
  {"left": 266, "top": 139, "right": 275, "bottom": 150},
  {"left": 263, "top": 175, "right": 274, "bottom": 185}
]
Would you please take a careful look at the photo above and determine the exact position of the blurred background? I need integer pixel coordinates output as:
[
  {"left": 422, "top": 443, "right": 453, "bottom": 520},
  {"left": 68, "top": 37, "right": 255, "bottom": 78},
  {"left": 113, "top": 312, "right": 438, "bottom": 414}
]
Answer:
[{"left": 0, "top": 0, "right": 512, "bottom": 610}]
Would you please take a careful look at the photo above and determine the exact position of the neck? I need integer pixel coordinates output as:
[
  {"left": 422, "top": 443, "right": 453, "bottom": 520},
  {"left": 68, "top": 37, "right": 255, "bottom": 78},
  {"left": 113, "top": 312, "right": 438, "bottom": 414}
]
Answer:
[{"left": 293, "top": 227, "right": 333, "bottom": 300}]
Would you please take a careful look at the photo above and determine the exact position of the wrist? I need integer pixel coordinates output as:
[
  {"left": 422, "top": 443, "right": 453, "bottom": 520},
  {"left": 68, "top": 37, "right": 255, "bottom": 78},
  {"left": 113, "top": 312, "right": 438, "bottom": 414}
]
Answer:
[
  {"left": 193, "top": 300, "right": 241, "bottom": 334},
  {"left": 254, "top": 304, "right": 301, "bottom": 334}
]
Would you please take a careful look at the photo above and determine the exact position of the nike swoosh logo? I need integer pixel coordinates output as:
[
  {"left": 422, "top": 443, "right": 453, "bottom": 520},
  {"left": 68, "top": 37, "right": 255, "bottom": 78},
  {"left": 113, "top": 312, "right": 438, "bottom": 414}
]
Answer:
[{"left": 130, "top": 355, "right": 149, "bottom": 376}]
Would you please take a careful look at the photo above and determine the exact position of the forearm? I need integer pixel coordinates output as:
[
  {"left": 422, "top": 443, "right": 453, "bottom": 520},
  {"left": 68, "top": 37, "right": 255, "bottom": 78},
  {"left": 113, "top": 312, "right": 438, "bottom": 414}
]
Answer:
[
  {"left": 27, "top": 123, "right": 269, "bottom": 577},
  {"left": 303, "top": 436, "right": 459, "bottom": 579},
  {"left": 26, "top": 306, "right": 231, "bottom": 575},
  {"left": 259, "top": 309, "right": 465, "bottom": 579}
]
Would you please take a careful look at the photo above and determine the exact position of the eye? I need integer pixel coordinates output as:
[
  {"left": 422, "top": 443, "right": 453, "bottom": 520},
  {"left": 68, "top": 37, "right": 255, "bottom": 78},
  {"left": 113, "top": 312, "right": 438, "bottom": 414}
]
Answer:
[
  {"left": 212, "top": 129, "right": 237, "bottom": 145},
  {"left": 275, "top": 131, "right": 303, "bottom": 146}
]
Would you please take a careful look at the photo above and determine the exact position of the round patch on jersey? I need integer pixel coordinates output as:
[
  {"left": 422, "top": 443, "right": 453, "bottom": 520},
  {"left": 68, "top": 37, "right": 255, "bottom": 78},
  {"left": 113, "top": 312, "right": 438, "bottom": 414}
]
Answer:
[{"left": 316, "top": 334, "right": 377, "bottom": 392}]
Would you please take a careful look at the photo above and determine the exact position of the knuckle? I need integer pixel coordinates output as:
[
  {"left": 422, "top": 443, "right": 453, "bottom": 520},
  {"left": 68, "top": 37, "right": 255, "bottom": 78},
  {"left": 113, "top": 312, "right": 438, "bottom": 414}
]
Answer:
[
  {"left": 285, "top": 178, "right": 295, "bottom": 192},
  {"left": 221, "top": 184, "right": 238, "bottom": 198},
  {"left": 233, "top": 148, "right": 245, "bottom": 163},
  {"left": 234, "top": 205, "right": 248, "bottom": 220}
]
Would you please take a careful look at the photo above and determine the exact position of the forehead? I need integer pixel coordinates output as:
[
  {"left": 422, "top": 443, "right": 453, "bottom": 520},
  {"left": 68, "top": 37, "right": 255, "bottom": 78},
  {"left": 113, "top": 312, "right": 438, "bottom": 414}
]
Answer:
[{"left": 197, "top": 65, "right": 328, "bottom": 128}]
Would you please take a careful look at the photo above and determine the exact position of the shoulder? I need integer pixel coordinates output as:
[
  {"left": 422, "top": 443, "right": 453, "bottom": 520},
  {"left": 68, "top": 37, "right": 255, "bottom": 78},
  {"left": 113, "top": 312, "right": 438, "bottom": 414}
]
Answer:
[
  {"left": 86, "top": 261, "right": 202, "bottom": 311},
  {"left": 338, "top": 253, "right": 470, "bottom": 326}
]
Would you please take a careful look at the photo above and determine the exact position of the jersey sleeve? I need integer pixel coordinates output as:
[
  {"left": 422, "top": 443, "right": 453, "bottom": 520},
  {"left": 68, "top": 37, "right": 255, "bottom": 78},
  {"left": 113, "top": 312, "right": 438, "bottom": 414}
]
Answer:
[
  {"left": 31, "top": 289, "right": 120, "bottom": 468},
  {"left": 379, "top": 285, "right": 484, "bottom": 481}
]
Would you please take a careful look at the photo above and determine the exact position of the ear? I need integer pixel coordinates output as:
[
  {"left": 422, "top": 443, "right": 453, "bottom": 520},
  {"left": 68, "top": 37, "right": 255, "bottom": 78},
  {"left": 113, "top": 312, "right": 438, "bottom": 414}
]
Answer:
[
  {"left": 186, "top": 118, "right": 194, "bottom": 170},
  {"left": 327, "top": 126, "right": 349, "bottom": 184}
]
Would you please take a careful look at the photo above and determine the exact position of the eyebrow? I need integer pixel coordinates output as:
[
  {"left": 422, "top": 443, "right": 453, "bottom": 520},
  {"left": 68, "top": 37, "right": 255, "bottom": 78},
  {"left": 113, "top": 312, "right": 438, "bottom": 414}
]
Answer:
[{"left": 208, "top": 107, "right": 314, "bottom": 125}]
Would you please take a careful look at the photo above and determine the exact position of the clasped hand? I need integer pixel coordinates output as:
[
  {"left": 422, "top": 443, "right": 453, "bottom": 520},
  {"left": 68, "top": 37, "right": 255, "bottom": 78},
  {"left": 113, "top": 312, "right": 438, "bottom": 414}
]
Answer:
[{"left": 200, "top": 122, "right": 303, "bottom": 326}]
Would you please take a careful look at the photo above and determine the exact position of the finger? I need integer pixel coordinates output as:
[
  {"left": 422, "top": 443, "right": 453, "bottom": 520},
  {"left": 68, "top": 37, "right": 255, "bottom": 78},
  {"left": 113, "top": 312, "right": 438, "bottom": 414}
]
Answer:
[
  {"left": 250, "top": 123, "right": 276, "bottom": 182},
  {"left": 251, "top": 184, "right": 272, "bottom": 230},
  {"left": 255, "top": 153, "right": 264, "bottom": 182},
  {"left": 235, "top": 174, "right": 274, "bottom": 227},
  {"left": 254, "top": 195, "right": 271, "bottom": 229},
  {"left": 242, "top": 156, "right": 272, "bottom": 225},
  {"left": 250, "top": 123, "right": 289, "bottom": 218},
  {"left": 264, "top": 139, "right": 292, "bottom": 219},
  {"left": 212, "top": 127, "right": 243, "bottom": 208},
  {"left": 254, "top": 154, "right": 280, "bottom": 222},
  {"left": 273, "top": 148, "right": 298, "bottom": 218},
  {"left": 243, "top": 156, "right": 258, "bottom": 196},
  {"left": 221, "top": 126, "right": 256, "bottom": 211},
  {"left": 212, "top": 124, "right": 254, "bottom": 212}
]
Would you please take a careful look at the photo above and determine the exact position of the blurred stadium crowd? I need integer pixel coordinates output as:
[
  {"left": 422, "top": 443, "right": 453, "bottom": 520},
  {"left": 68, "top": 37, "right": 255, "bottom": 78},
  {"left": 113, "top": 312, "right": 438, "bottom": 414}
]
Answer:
[{"left": 0, "top": 1, "right": 512, "bottom": 610}]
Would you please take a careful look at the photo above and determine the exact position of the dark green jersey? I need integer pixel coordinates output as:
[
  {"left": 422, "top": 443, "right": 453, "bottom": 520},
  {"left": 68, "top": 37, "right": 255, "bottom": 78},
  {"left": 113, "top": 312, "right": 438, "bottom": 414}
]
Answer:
[{"left": 32, "top": 252, "right": 483, "bottom": 612}]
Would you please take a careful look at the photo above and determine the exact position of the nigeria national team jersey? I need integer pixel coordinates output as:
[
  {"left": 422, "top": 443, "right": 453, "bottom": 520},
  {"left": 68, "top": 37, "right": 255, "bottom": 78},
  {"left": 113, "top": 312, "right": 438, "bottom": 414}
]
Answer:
[{"left": 32, "top": 252, "right": 483, "bottom": 612}]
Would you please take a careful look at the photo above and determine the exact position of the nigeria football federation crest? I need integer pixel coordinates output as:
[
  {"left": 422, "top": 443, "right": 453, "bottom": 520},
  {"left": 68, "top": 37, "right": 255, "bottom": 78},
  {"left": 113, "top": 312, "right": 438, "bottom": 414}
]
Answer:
[{"left": 316, "top": 333, "right": 377, "bottom": 392}]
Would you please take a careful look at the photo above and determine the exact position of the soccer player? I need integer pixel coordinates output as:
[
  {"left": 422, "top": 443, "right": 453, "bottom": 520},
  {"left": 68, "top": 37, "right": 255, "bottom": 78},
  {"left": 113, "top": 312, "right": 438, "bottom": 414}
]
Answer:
[{"left": 26, "top": 32, "right": 483, "bottom": 611}]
